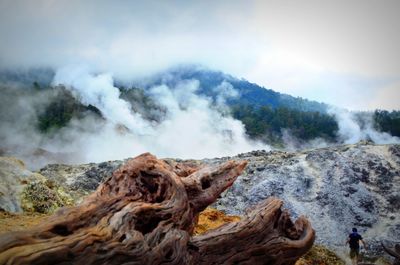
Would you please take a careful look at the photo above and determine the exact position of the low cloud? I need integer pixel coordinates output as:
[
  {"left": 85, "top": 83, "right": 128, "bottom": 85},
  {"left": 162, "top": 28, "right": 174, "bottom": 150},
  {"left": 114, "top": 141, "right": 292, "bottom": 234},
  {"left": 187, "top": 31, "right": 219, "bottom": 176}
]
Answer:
[{"left": 1, "top": 1, "right": 399, "bottom": 110}]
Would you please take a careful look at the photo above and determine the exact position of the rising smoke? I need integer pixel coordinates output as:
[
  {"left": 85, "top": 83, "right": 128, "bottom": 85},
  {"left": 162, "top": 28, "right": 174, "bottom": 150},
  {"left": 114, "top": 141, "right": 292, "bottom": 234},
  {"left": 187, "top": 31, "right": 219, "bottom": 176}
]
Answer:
[
  {"left": 0, "top": 66, "right": 399, "bottom": 170},
  {"left": 328, "top": 107, "right": 400, "bottom": 144},
  {"left": 0, "top": 66, "right": 267, "bottom": 169},
  {"left": 53, "top": 66, "right": 153, "bottom": 135},
  {"left": 54, "top": 67, "right": 267, "bottom": 164},
  {"left": 278, "top": 107, "right": 400, "bottom": 151}
]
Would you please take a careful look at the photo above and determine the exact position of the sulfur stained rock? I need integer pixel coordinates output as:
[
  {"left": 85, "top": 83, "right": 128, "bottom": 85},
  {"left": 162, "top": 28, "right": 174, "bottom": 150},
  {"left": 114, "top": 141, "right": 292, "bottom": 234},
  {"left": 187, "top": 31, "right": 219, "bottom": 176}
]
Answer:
[
  {"left": 193, "top": 207, "right": 240, "bottom": 235},
  {"left": 2, "top": 142, "right": 398, "bottom": 260},
  {"left": 0, "top": 153, "right": 314, "bottom": 265},
  {"left": 20, "top": 180, "right": 74, "bottom": 214},
  {"left": 295, "top": 245, "right": 345, "bottom": 265},
  {"left": 0, "top": 157, "right": 48, "bottom": 212},
  {"left": 213, "top": 143, "right": 400, "bottom": 258}
]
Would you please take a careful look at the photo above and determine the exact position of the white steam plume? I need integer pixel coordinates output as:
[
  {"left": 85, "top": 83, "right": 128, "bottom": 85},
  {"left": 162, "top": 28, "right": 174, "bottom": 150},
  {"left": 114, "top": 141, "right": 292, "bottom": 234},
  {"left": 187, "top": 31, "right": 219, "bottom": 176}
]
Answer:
[
  {"left": 213, "top": 80, "right": 239, "bottom": 109},
  {"left": 147, "top": 80, "right": 261, "bottom": 158},
  {"left": 329, "top": 107, "right": 400, "bottom": 144},
  {"left": 52, "top": 66, "right": 153, "bottom": 135},
  {"left": 281, "top": 129, "right": 330, "bottom": 151},
  {"left": 46, "top": 67, "right": 268, "bottom": 165}
]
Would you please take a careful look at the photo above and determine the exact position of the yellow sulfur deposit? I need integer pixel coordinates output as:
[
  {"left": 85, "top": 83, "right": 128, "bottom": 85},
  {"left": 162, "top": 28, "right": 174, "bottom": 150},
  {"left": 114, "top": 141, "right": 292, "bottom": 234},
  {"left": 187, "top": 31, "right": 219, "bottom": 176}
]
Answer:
[{"left": 194, "top": 207, "right": 240, "bottom": 235}]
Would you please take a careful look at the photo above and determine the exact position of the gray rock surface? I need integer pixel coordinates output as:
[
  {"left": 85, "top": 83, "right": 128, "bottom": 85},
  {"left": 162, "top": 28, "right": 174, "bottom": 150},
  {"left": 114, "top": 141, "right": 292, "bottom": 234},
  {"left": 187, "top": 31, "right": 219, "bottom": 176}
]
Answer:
[
  {"left": 1, "top": 142, "right": 398, "bottom": 258},
  {"left": 211, "top": 143, "right": 400, "bottom": 258},
  {"left": 0, "top": 157, "right": 46, "bottom": 212},
  {"left": 0, "top": 157, "right": 125, "bottom": 212},
  {"left": 38, "top": 160, "right": 126, "bottom": 200}
]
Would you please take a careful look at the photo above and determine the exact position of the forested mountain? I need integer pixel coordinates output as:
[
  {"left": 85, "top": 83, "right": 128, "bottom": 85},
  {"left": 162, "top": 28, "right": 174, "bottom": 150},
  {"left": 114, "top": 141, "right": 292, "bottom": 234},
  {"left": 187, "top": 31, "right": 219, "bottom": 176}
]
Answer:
[
  {"left": 0, "top": 67, "right": 54, "bottom": 87},
  {"left": 231, "top": 105, "right": 338, "bottom": 145},
  {"left": 141, "top": 65, "right": 329, "bottom": 113},
  {"left": 0, "top": 67, "right": 399, "bottom": 148},
  {"left": 374, "top": 110, "right": 400, "bottom": 137}
]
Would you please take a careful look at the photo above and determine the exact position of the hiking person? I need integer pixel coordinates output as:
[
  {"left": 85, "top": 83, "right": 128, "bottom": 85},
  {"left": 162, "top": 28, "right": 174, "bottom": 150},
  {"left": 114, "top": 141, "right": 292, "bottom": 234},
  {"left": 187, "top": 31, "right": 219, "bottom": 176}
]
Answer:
[{"left": 346, "top": 228, "right": 367, "bottom": 265}]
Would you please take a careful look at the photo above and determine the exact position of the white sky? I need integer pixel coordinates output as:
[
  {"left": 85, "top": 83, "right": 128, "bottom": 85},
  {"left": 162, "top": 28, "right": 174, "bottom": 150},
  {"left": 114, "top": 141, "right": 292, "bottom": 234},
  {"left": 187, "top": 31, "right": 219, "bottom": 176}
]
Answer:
[{"left": 0, "top": 0, "right": 399, "bottom": 110}]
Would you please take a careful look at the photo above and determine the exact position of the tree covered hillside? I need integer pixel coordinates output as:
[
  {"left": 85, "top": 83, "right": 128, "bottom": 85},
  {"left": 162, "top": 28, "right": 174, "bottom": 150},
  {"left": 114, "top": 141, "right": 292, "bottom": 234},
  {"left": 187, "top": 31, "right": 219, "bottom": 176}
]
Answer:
[
  {"left": 0, "top": 67, "right": 399, "bottom": 149},
  {"left": 144, "top": 66, "right": 329, "bottom": 113},
  {"left": 231, "top": 105, "right": 338, "bottom": 145}
]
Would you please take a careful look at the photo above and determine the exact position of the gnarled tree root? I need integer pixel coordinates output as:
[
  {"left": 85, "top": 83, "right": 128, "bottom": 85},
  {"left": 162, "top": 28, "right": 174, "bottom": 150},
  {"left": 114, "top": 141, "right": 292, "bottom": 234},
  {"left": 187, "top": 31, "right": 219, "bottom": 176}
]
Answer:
[
  {"left": 382, "top": 241, "right": 400, "bottom": 265},
  {"left": 0, "top": 153, "right": 315, "bottom": 265}
]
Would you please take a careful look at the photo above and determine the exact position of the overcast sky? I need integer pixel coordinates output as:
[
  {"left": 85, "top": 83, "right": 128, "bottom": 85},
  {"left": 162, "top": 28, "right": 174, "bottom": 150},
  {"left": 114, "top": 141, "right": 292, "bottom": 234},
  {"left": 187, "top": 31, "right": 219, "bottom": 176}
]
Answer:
[{"left": 0, "top": 0, "right": 399, "bottom": 110}]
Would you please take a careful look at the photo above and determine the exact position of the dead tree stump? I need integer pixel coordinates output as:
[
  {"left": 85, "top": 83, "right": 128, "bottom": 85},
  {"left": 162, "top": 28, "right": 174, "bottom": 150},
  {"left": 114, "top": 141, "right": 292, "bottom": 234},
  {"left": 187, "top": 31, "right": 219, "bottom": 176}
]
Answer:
[
  {"left": 382, "top": 241, "right": 400, "bottom": 265},
  {"left": 0, "top": 153, "right": 315, "bottom": 265}
]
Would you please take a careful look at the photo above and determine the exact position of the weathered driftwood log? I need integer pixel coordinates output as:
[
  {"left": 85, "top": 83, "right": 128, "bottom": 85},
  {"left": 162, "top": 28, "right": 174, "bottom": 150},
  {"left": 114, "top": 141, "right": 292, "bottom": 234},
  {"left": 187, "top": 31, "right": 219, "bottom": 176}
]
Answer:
[
  {"left": 0, "top": 153, "right": 315, "bottom": 265},
  {"left": 382, "top": 241, "right": 400, "bottom": 265}
]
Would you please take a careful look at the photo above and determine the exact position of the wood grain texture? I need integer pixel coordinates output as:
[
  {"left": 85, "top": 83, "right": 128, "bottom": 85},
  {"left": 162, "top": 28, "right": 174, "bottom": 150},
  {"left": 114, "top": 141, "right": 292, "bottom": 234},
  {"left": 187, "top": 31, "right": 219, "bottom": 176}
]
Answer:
[
  {"left": 382, "top": 241, "right": 400, "bottom": 265},
  {"left": 0, "top": 153, "right": 314, "bottom": 265}
]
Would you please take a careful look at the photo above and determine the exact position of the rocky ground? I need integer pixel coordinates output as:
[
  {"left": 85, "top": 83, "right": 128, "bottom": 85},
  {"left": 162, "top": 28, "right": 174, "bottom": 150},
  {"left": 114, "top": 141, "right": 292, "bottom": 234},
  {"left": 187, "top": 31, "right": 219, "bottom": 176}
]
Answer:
[
  {"left": 0, "top": 142, "right": 398, "bottom": 264},
  {"left": 0, "top": 211, "right": 48, "bottom": 233},
  {"left": 211, "top": 142, "right": 400, "bottom": 263}
]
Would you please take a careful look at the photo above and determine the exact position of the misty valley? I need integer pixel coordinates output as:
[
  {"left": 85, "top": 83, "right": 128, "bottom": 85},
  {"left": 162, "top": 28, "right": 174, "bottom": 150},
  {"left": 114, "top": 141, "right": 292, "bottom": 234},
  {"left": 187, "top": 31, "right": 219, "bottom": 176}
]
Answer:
[{"left": 0, "top": 66, "right": 399, "bottom": 169}]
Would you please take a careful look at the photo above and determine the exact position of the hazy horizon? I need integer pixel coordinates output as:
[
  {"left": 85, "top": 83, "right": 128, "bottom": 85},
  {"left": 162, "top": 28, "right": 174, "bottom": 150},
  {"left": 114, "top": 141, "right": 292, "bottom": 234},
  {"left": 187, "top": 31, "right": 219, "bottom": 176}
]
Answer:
[
  {"left": 0, "top": 0, "right": 399, "bottom": 111},
  {"left": 1, "top": 0, "right": 400, "bottom": 168}
]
